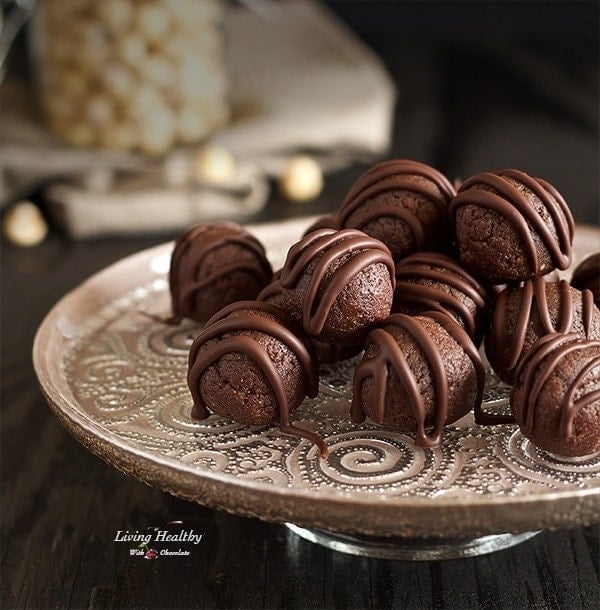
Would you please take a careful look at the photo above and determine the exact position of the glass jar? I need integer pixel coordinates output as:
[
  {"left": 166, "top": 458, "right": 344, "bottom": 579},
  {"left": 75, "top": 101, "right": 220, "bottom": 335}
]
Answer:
[{"left": 29, "top": 0, "right": 229, "bottom": 155}]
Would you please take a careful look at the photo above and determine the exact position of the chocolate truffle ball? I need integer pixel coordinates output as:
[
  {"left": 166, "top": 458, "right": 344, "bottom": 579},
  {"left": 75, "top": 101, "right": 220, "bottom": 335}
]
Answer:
[
  {"left": 256, "top": 270, "right": 284, "bottom": 302},
  {"left": 351, "top": 312, "right": 485, "bottom": 448},
  {"left": 571, "top": 253, "right": 600, "bottom": 307},
  {"left": 450, "top": 169, "right": 574, "bottom": 283},
  {"left": 393, "top": 252, "right": 490, "bottom": 345},
  {"left": 485, "top": 277, "right": 600, "bottom": 384},
  {"left": 511, "top": 333, "right": 600, "bottom": 457},
  {"left": 485, "top": 270, "right": 560, "bottom": 305},
  {"left": 169, "top": 222, "right": 272, "bottom": 323},
  {"left": 187, "top": 300, "right": 327, "bottom": 457},
  {"left": 302, "top": 214, "right": 340, "bottom": 237},
  {"left": 257, "top": 273, "right": 362, "bottom": 364},
  {"left": 338, "top": 159, "right": 456, "bottom": 262},
  {"left": 280, "top": 228, "right": 395, "bottom": 345}
]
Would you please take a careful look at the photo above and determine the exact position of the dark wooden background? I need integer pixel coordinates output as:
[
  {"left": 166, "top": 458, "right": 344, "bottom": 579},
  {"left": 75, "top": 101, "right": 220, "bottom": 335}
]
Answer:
[{"left": 2, "top": 1, "right": 599, "bottom": 608}]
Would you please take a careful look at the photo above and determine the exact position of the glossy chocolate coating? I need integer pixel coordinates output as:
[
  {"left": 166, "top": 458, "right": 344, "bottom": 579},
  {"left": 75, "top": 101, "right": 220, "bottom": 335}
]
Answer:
[
  {"left": 393, "top": 252, "right": 490, "bottom": 344},
  {"left": 571, "top": 253, "right": 600, "bottom": 307},
  {"left": 511, "top": 333, "right": 600, "bottom": 457},
  {"left": 485, "top": 277, "right": 600, "bottom": 385},
  {"left": 280, "top": 228, "right": 395, "bottom": 344},
  {"left": 450, "top": 169, "right": 574, "bottom": 283},
  {"left": 351, "top": 312, "right": 485, "bottom": 448},
  {"left": 169, "top": 222, "right": 272, "bottom": 323},
  {"left": 187, "top": 300, "right": 327, "bottom": 457},
  {"left": 338, "top": 159, "right": 456, "bottom": 261}
]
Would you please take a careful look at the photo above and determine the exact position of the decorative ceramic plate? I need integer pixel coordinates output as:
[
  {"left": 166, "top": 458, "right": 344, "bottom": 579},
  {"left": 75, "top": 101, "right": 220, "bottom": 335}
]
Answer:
[{"left": 33, "top": 219, "right": 600, "bottom": 539}]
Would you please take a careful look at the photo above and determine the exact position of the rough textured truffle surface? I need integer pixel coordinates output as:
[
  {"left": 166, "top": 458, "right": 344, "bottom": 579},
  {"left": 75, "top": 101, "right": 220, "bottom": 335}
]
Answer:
[
  {"left": 169, "top": 222, "right": 272, "bottom": 323},
  {"left": 257, "top": 274, "right": 362, "bottom": 364},
  {"left": 571, "top": 253, "right": 600, "bottom": 307},
  {"left": 338, "top": 159, "right": 456, "bottom": 262},
  {"left": 187, "top": 300, "right": 327, "bottom": 456},
  {"left": 392, "top": 252, "right": 490, "bottom": 345},
  {"left": 450, "top": 169, "right": 574, "bottom": 283},
  {"left": 485, "top": 277, "right": 600, "bottom": 384},
  {"left": 511, "top": 333, "right": 600, "bottom": 457},
  {"left": 280, "top": 228, "right": 395, "bottom": 345},
  {"left": 351, "top": 312, "right": 484, "bottom": 448}
]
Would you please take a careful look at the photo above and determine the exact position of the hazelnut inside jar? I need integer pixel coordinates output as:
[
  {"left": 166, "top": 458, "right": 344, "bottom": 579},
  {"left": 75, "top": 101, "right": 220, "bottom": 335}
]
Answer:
[{"left": 29, "top": 0, "right": 229, "bottom": 156}]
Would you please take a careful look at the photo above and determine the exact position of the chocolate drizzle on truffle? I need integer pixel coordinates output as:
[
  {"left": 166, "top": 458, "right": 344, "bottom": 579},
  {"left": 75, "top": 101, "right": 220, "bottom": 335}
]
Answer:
[
  {"left": 169, "top": 222, "right": 272, "bottom": 323},
  {"left": 572, "top": 253, "right": 600, "bottom": 306},
  {"left": 280, "top": 228, "right": 396, "bottom": 335},
  {"left": 351, "top": 311, "right": 485, "bottom": 448},
  {"left": 492, "top": 277, "right": 595, "bottom": 375},
  {"left": 513, "top": 333, "right": 600, "bottom": 444},
  {"left": 257, "top": 274, "right": 361, "bottom": 364},
  {"left": 450, "top": 169, "right": 574, "bottom": 276},
  {"left": 338, "top": 159, "right": 456, "bottom": 255},
  {"left": 256, "top": 275, "right": 284, "bottom": 303},
  {"left": 187, "top": 300, "right": 327, "bottom": 457},
  {"left": 302, "top": 214, "right": 340, "bottom": 237},
  {"left": 393, "top": 252, "right": 489, "bottom": 341}
]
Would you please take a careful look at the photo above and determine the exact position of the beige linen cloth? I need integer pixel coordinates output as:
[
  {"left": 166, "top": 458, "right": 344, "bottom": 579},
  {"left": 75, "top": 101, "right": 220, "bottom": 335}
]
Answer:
[{"left": 0, "top": 0, "right": 395, "bottom": 238}]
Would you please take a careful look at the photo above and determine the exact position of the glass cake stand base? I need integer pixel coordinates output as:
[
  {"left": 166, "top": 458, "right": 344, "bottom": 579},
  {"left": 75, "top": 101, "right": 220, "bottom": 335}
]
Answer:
[{"left": 285, "top": 524, "right": 540, "bottom": 560}]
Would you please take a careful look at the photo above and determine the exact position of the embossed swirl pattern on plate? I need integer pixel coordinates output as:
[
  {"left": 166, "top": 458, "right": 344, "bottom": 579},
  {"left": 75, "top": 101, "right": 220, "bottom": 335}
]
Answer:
[{"left": 62, "top": 280, "right": 600, "bottom": 498}]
